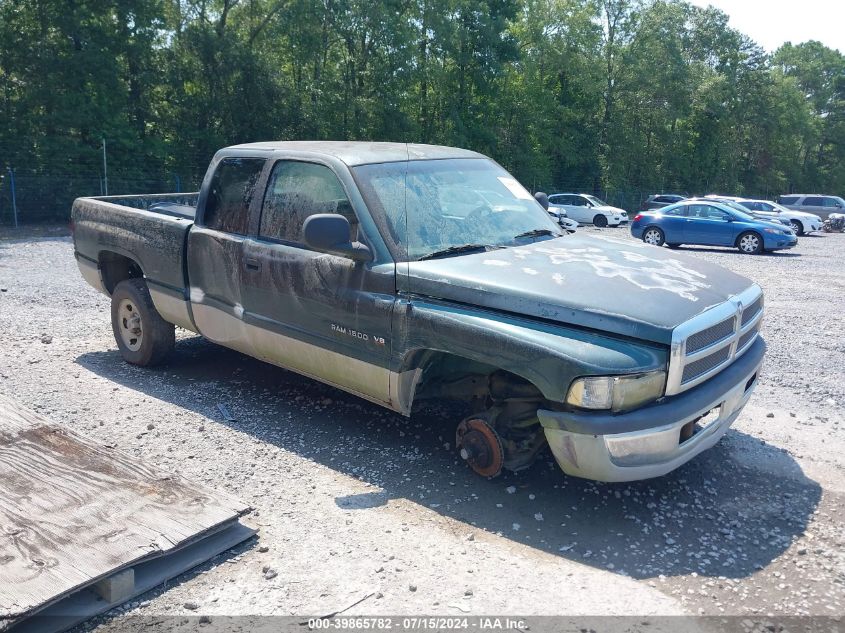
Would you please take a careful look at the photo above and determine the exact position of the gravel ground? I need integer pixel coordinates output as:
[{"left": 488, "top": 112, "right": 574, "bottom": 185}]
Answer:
[{"left": 0, "top": 225, "right": 843, "bottom": 625}]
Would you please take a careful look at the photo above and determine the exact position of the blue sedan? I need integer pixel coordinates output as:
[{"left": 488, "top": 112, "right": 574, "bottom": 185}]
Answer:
[{"left": 630, "top": 200, "right": 798, "bottom": 254}]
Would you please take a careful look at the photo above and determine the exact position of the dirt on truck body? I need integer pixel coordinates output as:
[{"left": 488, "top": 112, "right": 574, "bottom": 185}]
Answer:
[{"left": 71, "top": 141, "right": 766, "bottom": 482}]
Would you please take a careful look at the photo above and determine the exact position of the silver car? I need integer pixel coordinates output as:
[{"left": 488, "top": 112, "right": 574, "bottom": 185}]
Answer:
[{"left": 778, "top": 194, "right": 845, "bottom": 220}]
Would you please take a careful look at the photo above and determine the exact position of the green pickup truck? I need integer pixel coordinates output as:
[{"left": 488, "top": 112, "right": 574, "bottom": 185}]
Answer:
[{"left": 72, "top": 142, "right": 766, "bottom": 482}]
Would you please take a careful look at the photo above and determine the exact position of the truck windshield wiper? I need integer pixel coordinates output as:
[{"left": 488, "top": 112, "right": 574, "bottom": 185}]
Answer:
[
  {"left": 512, "top": 228, "right": 561, "bottom": 240},
  {"left": 417, "top": 244, "right": 503, "bottom": 261}
]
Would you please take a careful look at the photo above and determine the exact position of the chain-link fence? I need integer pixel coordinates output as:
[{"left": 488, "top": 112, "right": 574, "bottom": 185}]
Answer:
[
  {"left": 0, "top": 171, "right": 205, "bottom": 226},
  {"left": 0, "top": 167, "right": 783, "bottom": 226}
]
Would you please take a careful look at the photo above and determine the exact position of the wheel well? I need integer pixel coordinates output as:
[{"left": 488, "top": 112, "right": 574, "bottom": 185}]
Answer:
[
  {"left": 99, "top": 251, "right": 144, "bottom": 294},
  {"left": 404, "top": 350, "right": 543, "bottom": 413}
]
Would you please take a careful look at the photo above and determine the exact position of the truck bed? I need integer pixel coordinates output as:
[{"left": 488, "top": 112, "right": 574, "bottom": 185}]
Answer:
[{"left": 71, "top": 193, "right": 200, "bottom": 328}]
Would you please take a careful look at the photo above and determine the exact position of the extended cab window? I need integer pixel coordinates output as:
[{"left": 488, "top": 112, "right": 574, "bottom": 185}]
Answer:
[
  {"left": 203, "top": 158, "right": 265, "bottom": 235},
  {"left": 259, "top": 161, "right": 357, "bottom": 244}
]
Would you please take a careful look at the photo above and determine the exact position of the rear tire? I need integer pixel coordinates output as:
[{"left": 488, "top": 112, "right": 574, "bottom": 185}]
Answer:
[
  {"left": 790, "top": 219, "right": 804, "bottom": 236},
  {"left": 111, "top": 278, "right": 175, "bottom": 366},
  {"left": 593, "top": 214, "right": 608, "bottom": 228},
  {"left": 736, "top": 231, "right": 763, "bottom": 255},
  {"left": 642, "top": 227, "right": 665, "bottom": 246}
]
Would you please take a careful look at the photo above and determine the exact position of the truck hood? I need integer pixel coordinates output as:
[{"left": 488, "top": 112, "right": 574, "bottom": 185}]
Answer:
[{"left": 403, "top": 234, "right": 756, "bottom": 345}]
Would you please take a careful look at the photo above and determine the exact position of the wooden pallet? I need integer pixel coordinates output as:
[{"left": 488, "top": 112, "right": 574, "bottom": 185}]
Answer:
[{"left": 0, "top": 395, "right": 255, "bottom": 632}]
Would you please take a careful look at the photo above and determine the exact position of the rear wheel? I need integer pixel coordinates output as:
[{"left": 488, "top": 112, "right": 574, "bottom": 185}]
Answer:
[
  {"left": 642, "top": 227, "right": 665, "bottom": 246},
  {"left": 737, "top": 231, "right": 763, "bottom": 254},
  {"left": 111, "top": 278, "right": 175, "bottom": 366},
  {"left": 790, "top": 219, "right": 804, "bottom": 236},
  {"left": 593, "top": 214, "right": 608, "bottom": 228}
]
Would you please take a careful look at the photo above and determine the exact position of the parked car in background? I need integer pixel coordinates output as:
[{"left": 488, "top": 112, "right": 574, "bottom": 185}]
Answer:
[
  {"left": 631, "top": 199, "right": 798, "bottom": 254},
  {"left": 549, "top": 209, "right": 579, "bottom": 232},
  {"left": 778, "top": 194, "right": 845, "bottom": 220},
  {"left": 704, "top": 196, "right": 794, "bottom": 229},
  {"left": 534, "top": 192, "right": 579, "bottom": 232},
  {"left": 736, "top": 199, "right": 822, "bottom": 235},
  {"left": 547, "top": 193, "right": 626, "bottom": 227},
  {"left": 641, "top": 194, "right": 686, "bottom": 211}
]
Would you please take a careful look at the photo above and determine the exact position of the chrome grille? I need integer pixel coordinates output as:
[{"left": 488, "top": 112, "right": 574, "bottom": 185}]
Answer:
[
  {"left": 737, "top": 323, "right": 760, "bottom": 351},
  {"left": 741, "top": 296, "right": 763, "bottom": 326},
  {"left": 682, "top": 346, "right": 731, "bottom": 383},
  {"left": 666, "top": 286, "right": 764, "bottom": 395},
  {"left": 686, "top": 316, "right": 735, "bottom": 354}
]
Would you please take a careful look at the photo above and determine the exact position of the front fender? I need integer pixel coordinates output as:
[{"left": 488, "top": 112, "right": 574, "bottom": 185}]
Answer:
[{"left": 392, "top": 298, "right": 667, "bottom": 410}]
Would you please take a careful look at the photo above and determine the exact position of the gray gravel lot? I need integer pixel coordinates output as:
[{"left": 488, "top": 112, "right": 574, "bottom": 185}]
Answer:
[{"left": 0, "top": 225, "right": 843, "bottom": 624}]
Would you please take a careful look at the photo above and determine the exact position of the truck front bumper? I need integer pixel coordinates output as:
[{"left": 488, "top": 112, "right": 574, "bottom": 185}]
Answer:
[{"left": 538, "top": 337, "right": 765, "bottom": 482}]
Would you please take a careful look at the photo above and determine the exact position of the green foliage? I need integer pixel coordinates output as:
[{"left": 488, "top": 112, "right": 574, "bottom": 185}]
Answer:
[{"left": 0, "top": 0, "right": 843, "bottom": 221}]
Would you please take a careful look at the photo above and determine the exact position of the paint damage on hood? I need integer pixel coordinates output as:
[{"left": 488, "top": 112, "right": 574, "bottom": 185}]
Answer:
[{"left": 403, "top": 233, "right": 756, "bottom": 345}]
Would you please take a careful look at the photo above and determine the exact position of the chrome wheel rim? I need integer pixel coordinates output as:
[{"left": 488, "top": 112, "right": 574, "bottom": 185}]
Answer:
[
  {"left": 644, "top": 229, "right": 661, "bottom": 245},
  {"left": 740, "top": 234, "right": 759, "bottom": 253},
  {"left": 118, "top": 298, "right": 143, "bottom": 351}
]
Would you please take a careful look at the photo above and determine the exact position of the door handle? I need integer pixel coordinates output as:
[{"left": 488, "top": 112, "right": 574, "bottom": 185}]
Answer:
[{"left": 244, "top": 257, "right": 261, "bottom": 271}]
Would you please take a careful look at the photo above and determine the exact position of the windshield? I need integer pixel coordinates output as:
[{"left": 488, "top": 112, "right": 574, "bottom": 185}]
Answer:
[
  {"left": 585, "top": 195, "right": 608, "bottom": 207},
  {"left": 353, "top": 158, "right": 561, "bottom": 261}
]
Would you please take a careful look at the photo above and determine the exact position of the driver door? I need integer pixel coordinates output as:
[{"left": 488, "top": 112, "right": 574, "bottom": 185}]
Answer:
[
  {"left": 684, "top": 204, "right": 735, "bottom": 245},
  {"left": 240, "top": 159, "right": 395, "bottom": 406}
]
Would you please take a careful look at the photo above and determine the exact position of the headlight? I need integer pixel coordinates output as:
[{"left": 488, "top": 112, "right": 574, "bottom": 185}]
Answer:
[{"left": 566, "top": 371, "right": 666, "bottom": 412}]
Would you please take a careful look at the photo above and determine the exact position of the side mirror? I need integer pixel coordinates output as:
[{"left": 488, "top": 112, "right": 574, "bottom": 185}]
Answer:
[
  {"left": 303, "top": 214, "right": 373, "bottom": 262},
  {"left": 534, "top": 192, "right": 549, "bottom": 210}
]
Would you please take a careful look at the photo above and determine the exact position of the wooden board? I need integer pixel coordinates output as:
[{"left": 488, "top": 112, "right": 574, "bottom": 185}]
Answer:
[{"left": 0, "top": 394, "right": 253, "bottom": 630}]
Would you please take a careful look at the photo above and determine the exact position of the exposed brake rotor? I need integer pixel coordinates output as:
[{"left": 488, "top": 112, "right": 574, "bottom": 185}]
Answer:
[{"left": 456, "top": 417, "right": 504, "bottom": 478}]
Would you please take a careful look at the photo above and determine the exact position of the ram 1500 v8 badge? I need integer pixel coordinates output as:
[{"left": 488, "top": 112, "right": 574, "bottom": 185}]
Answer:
[{"left": 72, "top": 141, "right": 766, "bottom": 482}]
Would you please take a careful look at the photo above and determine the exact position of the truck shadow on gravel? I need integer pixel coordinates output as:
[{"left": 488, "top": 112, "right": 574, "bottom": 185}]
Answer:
[{"left": 77, "top": 337, "right": 821, "bottom": 582}]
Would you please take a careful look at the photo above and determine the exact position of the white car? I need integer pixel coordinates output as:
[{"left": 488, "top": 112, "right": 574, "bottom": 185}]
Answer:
[
  {"left": 545, "top": 206, "right": 579, "bottom": 232},
  {"left": 547, "top": 193, "right": 627, "bottom": 227},
  {"left": 737, "top": 199, "right": 823, "bottom": 235}
]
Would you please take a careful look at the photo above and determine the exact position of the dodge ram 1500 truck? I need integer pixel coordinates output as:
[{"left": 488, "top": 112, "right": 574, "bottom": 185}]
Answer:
[{"left": 72, "top": 141, "right": 766, "bottom": 482}]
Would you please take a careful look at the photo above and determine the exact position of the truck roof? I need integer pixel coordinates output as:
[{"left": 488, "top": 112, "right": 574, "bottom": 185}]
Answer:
[{"left": 223, "top": 141, "right": 485, "bottom": 166}]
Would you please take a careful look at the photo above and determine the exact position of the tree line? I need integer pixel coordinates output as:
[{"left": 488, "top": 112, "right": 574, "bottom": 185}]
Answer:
[{"left": 0, "top": 0, "right": 843, "bottom": 222}]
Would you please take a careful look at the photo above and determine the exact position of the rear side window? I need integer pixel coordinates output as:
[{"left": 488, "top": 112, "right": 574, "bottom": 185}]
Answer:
[
  {"left": 779, "top": 196, "right": 799, "bottom": 205},
  {"left": 664, "top": 206, "right": 686, "bottom": 216},
  {"left": 802, "top": 196, "right": 823, "bottom": 206},
  {"left": 259, "top": 161, "right": 357, "bottom": 244},
  {"left": 203, "top": 158, "right": 265, "bottom": 234}
]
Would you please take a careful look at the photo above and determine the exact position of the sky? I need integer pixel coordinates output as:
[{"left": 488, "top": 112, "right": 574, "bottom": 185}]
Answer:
[{"left": 687, "top": 0, "right": 844, "bottom": 54}]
